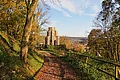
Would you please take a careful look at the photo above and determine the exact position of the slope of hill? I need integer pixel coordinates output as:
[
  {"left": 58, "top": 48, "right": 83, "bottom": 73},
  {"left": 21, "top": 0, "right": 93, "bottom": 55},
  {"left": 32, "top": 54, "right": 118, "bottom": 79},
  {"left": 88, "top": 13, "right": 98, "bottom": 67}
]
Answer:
[{"left": 66, "top": 37, "right": 88, "bottom": 44}]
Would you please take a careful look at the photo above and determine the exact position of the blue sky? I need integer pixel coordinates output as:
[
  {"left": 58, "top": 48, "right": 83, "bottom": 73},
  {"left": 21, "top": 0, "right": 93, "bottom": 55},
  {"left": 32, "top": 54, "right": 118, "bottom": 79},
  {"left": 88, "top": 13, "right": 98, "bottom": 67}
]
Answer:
[{"left": 44, "top": 0, "right": 103, "bottom": 37}]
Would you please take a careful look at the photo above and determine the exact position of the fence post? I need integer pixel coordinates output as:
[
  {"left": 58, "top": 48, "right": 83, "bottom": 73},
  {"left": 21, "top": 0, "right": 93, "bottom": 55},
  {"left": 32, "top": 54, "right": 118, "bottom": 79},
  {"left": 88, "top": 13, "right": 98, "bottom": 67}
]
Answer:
[
  {"left": 86, "top": 57, "right": 89, "bottom": 63},
  {"left": 115, "top": 65, "right": 119, "bottom": 80}
]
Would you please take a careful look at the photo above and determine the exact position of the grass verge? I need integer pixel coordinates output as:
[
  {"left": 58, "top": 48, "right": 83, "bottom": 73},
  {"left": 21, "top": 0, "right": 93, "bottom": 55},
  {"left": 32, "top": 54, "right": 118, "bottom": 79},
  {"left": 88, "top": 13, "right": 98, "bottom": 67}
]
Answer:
[
  {"left": 0, "top": 46, "right": 44, "bottom": 79},
  {"left": 27, "top": 50, "right": 44, "bottom": 78}
]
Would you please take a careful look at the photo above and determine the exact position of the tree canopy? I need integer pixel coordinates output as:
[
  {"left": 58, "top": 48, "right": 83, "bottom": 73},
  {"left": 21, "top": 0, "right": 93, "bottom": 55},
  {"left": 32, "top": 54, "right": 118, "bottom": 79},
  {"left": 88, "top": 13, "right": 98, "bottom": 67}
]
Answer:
[{"left": 88, "top": 0, "right": 120, "bottom": 61}]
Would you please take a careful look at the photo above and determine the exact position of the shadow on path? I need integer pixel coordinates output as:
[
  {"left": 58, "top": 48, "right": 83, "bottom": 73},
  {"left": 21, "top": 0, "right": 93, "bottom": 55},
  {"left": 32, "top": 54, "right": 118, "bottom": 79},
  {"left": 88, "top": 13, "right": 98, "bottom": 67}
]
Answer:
[{"left": 35, "top": 51, "right": 78, "bottom": 80}]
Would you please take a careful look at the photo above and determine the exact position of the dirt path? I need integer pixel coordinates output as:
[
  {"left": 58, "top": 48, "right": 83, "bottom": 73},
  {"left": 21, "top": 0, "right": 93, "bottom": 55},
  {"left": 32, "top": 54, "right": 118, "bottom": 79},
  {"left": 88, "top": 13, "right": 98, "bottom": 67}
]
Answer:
[{"left": 35, "top": 51, "right": 79, "bottom": 80}]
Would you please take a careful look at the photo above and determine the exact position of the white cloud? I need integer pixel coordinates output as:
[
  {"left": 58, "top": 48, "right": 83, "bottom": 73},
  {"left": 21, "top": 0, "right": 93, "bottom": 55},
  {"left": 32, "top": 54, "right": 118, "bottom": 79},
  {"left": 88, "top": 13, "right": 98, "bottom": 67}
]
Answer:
[
  {"left": 45, "top": 0, "right": 102, "bottom": 17},
  {"left": 48, "top": 21, "right": 59, "bottom": 27},
  {"left": 75, "top": 0, "right": 91, "bottom": 13},
  {"left": 61, "top": 0, "right": 76, "bottom": 13},
  {"left": 85, "top": 4, "right": 101, "bottom": 17},
  {"left": 44, "top": 0, "right": 72, "bottom": 17},
  {"left": 62, "top": 11, "right": 71, "bottom": 17},
  {"left": 59, "top": 0, "right": 90, "bottom": 15},
  {"left": 85, "top": 13, "right": 96, "bottom": 17},
  {"left": 91, "top": 4, "right": 101, "bottom": 13}
]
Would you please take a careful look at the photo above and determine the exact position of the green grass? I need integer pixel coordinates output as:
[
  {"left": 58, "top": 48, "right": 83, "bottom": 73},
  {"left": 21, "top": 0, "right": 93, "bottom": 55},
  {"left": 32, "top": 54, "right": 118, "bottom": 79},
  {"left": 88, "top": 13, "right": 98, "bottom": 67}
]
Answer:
[
  {"left": 27, "top": 50, "right": 44, "bottom": 76},
  {"left": 0, "top": 45, "right": 44, "bottom": 79},
  {"left": 0, "top": 52, "right": 28, "bottom": 79},
  {"left": 47, "top": 49, "right": 115, "bottom": 80},
  {"left": 0, "top": 33, "right": 44, "bottom": 79}
]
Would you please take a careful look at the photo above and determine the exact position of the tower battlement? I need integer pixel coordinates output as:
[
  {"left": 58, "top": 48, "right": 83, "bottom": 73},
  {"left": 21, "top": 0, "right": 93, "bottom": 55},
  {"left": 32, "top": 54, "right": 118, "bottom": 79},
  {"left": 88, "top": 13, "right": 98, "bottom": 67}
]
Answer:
[{"left": 45, "top": 27, "right": 59, "bottom": 45}]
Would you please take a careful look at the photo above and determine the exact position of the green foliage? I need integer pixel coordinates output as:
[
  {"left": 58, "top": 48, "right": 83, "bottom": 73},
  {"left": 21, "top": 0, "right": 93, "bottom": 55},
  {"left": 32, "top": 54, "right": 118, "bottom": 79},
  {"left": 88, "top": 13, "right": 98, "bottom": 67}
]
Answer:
[
  {"left": 0, "top": 0, "right": 26, "bottom": 41},
  {"left": 91, "top": 0, "right": 120, "bottom": 61},
  {"left": 13, "top": 41, "right": 20, "bottom": 52},
  {"left": 0, "top": 32, "right": 20, "bottom": 52},
  {"left": 0, "top": 45, "right": 6, "bottom": 54},
  {"left": 0, "top": 32, "right": 10, "bottom": 45},
  {"left": 46, "top": 45, "right": 55, "bottom": 51}
]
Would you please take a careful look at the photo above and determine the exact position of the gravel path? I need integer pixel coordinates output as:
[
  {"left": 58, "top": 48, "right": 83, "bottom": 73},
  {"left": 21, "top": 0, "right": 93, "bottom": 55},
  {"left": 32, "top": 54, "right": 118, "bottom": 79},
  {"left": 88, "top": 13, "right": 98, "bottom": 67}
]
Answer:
[{"left": 35, "top": 51, "right": 78, "bottom": 80}]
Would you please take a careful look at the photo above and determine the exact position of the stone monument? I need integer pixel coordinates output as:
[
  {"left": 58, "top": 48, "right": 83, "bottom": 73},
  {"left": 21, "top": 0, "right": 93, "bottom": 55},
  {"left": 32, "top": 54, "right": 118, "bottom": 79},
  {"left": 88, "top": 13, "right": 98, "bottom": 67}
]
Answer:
[{"left": 45, "top": 27, "right": 60, "bottom": 45}]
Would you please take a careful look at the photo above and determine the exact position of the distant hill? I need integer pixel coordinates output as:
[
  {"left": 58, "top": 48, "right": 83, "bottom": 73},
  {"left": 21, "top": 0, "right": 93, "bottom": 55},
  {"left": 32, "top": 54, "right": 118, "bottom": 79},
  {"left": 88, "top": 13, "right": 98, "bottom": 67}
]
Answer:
[
  {"left": 66, "top": 36, "right": 88, "bottom": 44},
  {"left": 66, "top": 37, "right": 88, "bottom": 40}
]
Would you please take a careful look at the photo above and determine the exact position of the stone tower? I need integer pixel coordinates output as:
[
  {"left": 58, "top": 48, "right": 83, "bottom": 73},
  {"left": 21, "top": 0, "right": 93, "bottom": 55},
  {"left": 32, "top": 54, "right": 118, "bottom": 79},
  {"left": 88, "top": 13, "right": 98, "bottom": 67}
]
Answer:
[{"left": 45, "top": 27, "right": 60, "bottom": 45}]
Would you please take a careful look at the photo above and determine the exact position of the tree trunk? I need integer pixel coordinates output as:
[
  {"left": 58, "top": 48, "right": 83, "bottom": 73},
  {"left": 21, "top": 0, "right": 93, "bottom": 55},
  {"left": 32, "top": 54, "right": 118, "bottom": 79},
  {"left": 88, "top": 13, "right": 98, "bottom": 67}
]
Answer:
[{"left": 21, "top": 0, "right": 38, "bottom": 63}]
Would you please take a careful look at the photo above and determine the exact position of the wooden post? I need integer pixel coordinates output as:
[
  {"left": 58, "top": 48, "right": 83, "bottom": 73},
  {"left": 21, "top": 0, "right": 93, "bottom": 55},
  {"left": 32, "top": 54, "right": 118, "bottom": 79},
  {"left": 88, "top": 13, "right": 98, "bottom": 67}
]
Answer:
[
  {"left": 86, "top": 57, "right": 89, "bottom": 63},
  {"left": 115, "top": 65, "right": 119, "bottom": 80}
]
